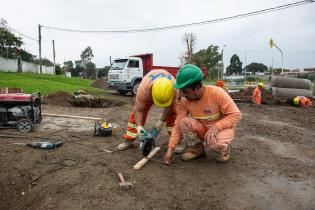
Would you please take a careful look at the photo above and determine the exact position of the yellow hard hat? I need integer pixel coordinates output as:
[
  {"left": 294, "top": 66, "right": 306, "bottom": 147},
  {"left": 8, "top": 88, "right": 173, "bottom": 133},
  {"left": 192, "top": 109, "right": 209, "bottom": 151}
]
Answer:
[
  {"left": 152, "top": 77, "right": 174, "bottom": 107},
  {"left": 293, "top": 97, "right": 300, "bottom": 105},
  {"left": 258, "top": 82, "right": 264, "bottom": 87}
]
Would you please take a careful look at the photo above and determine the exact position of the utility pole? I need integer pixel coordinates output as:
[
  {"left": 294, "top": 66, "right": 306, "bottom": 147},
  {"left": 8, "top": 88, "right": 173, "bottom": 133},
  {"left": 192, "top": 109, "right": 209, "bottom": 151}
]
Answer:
[
  {"left": 219, "top": 44, "right": 226, "bottom": 80},
  {"left": 52, "top": 40, "right": 56, "bottom": 75},
  {"left": 271, "top": 57, "right": 274, "bottom": 75},
  {"left": 38, "top": 24, "right": 42, "bottom": 74}
]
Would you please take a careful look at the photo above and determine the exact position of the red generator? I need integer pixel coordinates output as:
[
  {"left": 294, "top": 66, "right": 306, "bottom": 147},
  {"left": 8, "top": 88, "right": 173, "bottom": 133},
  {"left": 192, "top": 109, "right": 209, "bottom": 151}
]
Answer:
[{"left": 0, "top": 91, "right": 42, "bottom": 132}]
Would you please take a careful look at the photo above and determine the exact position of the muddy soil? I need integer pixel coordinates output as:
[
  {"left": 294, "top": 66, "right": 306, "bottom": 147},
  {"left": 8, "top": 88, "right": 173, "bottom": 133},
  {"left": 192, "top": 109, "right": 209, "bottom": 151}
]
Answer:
[
  {"left": 0, "top": 97, "right": 314, "bottom": 210},
  {"left": 90, "top": 78, "right": 108, "bottom": 89},
  {"left": 43, "top": 91, "right": 127, "bottom": 108}
]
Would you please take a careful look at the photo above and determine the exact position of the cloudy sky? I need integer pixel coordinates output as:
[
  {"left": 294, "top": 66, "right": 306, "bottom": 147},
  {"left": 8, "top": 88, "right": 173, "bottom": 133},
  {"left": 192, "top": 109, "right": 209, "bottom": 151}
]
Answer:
[{"left": 1, "top": 0, "right": 314, "bottom": 70}]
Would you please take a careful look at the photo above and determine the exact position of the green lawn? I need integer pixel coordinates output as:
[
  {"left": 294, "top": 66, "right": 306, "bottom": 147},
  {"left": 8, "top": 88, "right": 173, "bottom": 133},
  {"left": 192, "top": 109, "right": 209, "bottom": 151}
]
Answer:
[{"left": 0, "top": 72, "right": 108, "bottom": 96}]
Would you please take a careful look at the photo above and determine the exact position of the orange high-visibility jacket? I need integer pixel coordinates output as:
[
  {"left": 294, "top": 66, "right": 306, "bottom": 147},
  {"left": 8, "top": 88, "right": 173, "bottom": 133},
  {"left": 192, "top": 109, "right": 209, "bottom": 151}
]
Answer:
[
  {"left": 252, "top": 87, "right": 261, "bottom": 105},
  {"left": 168, "top": 86, "right": 242, "bottom": 149}
]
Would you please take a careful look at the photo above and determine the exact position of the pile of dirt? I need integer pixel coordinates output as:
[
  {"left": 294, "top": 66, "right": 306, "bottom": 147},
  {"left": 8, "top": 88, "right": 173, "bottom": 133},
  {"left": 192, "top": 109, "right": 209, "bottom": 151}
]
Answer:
[
  {"left": 44, "top": 91, "right": 126, "bottom": 108},
  {"left": 43, "top": 91, "right": 73, "bottom": 107},
  {"left": 230, "top": 87, "right": 275, "bottom": 104},
  {"left": 90, "top": 78, "right": 108, "bottom": 89},
  {"left": 71, "top": 96, "right": 125, "bottom": 108}
]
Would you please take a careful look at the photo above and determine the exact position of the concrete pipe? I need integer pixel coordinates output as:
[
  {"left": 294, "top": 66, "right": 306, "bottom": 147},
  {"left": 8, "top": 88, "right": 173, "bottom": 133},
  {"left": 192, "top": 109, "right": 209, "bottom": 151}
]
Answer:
[
  {"left": 270, "top": 87, "right": 313, "bottom": 99},
  {"left": 270, "top": 76, "right": 311, "bottom": 90}
]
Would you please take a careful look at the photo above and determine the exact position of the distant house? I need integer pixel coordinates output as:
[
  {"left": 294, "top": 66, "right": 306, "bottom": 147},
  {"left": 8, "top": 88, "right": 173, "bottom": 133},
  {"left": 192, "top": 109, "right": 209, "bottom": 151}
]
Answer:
[
  {"left": 291, "top": 69, "right": 302, "bottom": 73},
  {"left": 304, "top": 67, "right": 315, "bottom": 73},
  {"left": 255, "top": 72, "right": 265, "bottom": 76}
]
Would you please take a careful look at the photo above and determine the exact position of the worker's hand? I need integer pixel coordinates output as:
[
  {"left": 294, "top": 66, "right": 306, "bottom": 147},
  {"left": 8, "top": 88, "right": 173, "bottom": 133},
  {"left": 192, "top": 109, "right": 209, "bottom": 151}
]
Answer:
[
  {"left": 204, "top": 125, "right": 220, "bottom": 146},
  {"left": 136, "top": 126, "right": 147, "bottom": 141},
  {"left": 154, "top": 120, "right": 165, "bottom": 132},
  {"left": 164, "top": 148, "right": 174, "bottom": 164}
]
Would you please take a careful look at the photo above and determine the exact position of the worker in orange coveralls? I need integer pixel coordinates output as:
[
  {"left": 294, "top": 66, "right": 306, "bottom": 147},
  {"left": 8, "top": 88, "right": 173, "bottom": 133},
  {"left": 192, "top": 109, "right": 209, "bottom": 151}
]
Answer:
[
  {"left": 215, "top": 80, "right": 228, "bottom": 92},
  {"left": 164, "top": 64, "right": 242, "bottom": 164},
  {"left": 117, "top": 69, "right": 179, "bottom": 151},
  {"left": 293, "top": 96, "right": 313, "bottom": 108},
  {"left": 252, "top": 83, "right": 264, "bottom": 105}
]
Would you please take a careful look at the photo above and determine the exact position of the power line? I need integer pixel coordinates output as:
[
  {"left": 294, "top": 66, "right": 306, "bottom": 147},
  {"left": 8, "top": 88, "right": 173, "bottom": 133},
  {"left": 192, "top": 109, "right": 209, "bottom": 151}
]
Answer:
[
  {"left": 42, "top": 0, "right": 314, "bottom": 33},
  {"left": 224, "top": 49, "right": 315, "bottom": 53},
  {"left": 44, "top": 27, "right": 81, "bottom": 50},
  {"left": 5, "top": 25, "right": 38, "bottom": 42},
  {"left": 43, "top": 28, "right": 110, "bottom": 61}
]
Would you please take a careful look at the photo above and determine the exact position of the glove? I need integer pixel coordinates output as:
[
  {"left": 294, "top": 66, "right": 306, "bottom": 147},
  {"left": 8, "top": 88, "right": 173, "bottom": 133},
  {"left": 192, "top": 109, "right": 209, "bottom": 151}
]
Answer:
[
  {"left": 154, "top": 120, "right": 165, "bottom": 133},
  {"left": 136, "top": 126, "right": 147, "bottom": 141}
]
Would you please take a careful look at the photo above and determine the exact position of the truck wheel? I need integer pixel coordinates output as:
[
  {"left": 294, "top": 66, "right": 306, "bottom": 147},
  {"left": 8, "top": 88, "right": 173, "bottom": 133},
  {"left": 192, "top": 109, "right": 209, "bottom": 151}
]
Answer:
[
  {"left": 117, "top": 90, "right": 129, "bottom": 95},
  {"left": 17, "top": 119, "right": 34, "bottom": 133},
  {"left": 132, "top": 81, "right": 140, "bottom": 95}
]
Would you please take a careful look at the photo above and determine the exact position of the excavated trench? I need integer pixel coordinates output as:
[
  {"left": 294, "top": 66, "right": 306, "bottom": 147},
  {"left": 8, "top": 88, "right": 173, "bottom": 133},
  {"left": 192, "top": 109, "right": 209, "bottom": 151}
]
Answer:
[{"left": 43, "top": 91, "right": 126, "bottom": 108}]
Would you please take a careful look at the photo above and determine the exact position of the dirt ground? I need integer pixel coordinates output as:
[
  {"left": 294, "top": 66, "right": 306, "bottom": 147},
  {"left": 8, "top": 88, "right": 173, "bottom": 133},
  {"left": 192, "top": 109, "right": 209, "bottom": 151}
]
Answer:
[{"left": 0, "top": 94, "right": 315, "bottom": 210}]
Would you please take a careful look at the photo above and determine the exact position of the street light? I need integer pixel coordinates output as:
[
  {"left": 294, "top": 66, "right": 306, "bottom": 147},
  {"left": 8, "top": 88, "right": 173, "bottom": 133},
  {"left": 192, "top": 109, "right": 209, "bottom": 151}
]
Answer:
[
  {"left": 269, "top": 38, "right": 284, "bottom": 76},
  {"left": 219, "top": 44, "right": 227, "bottom": 80}
]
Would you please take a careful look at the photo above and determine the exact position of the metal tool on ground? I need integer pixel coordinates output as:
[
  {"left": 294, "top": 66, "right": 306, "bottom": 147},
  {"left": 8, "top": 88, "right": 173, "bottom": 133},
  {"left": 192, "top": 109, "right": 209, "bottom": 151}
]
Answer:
[
  {"left": 94, "top": 120, "right": 117, "bottom": 137},
  {"left": 150, "top": 158, "right": 185, "bottom": 169},
  {"left": 14, "top": 141, "right": 63, "bottom": 149},
  {"left": 140, "top": 127, "right": 158, "bottom": 157},
  {"left": 117, "top": 172, "right": 133, "bottom": 190},
  {"left": 134, "top": 147, "right": 161, "bottom": 170},
  {"left": 98, "top": 147, "right": 113, "bottom": 153}
]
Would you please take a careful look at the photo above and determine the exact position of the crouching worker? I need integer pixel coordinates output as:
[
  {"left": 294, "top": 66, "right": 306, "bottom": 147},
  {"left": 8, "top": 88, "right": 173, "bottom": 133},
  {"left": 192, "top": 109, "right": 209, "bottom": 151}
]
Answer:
[
  {"left": 292, "top": 96, "right": 313, "bottom": 108},
  {"left": 164, "top": 64, "right": 242, "bottom": 164},
  {"left": 117, "top": 69, "right": 179, "bottom": 151}
]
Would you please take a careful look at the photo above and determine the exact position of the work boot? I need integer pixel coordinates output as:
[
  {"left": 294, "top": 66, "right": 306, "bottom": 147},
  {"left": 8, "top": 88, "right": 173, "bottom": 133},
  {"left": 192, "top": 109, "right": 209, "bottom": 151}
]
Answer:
[
  {"left": 117, "top": 140, "right": 137, "bottom": 151},
  {"left": 215, "top": 144, "right": 231, "bottom": 163},
  {"left": 181, "top": 142, "right": 206, "bottom": 161}
]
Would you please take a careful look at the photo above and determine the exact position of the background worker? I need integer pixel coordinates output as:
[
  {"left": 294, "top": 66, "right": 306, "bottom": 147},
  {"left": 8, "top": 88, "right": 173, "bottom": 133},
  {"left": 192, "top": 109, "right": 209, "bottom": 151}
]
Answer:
[
  {"left": 164, "top": 64, "right": 242, "bottom": 164},
  {"left": 215, "top": 80, "right": 228, "bottom": 92},
  {"left": 252, "top": 82, "right": 264, "bottom": 105},
  {"left": 292, "top": 96, "right": 313, "bottom": 108},
  {"left": 117, "top": 69, "right": 179, "bottom": 151}
]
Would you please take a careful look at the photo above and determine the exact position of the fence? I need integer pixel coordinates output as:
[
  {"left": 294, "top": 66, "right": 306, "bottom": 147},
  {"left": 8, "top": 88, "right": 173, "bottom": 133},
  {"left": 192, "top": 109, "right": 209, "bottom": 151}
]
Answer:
[{"left": 0, "top": 57, "right": 54, "bottom": 74}]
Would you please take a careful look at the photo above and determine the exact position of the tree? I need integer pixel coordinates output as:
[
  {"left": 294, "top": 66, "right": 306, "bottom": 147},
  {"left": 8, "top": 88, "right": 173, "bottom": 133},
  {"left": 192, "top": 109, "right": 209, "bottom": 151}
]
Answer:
[
  {"left": 245, "top": 62, "right": 268, "bottom": 74},
  {"left": 77, "top": 46, "right": 97, "bottom": 78},
  {"left": 226, "top": 54, "right": 242, "bottom": 75},
  {"left": 0, "top": 27, "right": 23, "bottom": 58},
  {"left": 34, "top": 58, "right": 54, "bottom": 66},
  {"left": 63, "top": 60, "right": 74, "bottom": 69},
  {"left": 97, "top": 66, "right": 110, "bottom": 78},
  {"left": 180, "top": 32, "right": 196, "bottom": 64},
  {"left": 80, "top": 46, "right": 94, "bottom": 67},
  {"left": 20, "top": 49, "right": 36, "bottom": 62},
  {"left": 85, "top": 61, "right": 96, "bottom": 78},
  {"left": 69, "top": 60, "right": 84, "bottom": 77},
  {"left": 55, "top": 65, "right": 62, "bottom": 75},
  {"left": 193, "top": 45, "right": 222, "bottom": 79}
]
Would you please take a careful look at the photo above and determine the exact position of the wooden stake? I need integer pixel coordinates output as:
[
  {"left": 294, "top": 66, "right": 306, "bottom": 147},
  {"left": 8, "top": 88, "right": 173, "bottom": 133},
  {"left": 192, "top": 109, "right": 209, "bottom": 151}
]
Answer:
[
  {"left": 42, "top": 113, "right": 102, "bottom": 121},
  {"left": 133, "top": 147, "right": 161, "bottom": 170}
]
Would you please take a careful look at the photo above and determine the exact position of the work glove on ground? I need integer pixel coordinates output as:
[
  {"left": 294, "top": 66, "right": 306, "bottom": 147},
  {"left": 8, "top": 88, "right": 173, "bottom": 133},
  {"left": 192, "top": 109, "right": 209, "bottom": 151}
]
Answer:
[
  {"left": 136, "top": 126, "right": 147, "bottom": 142},
  {"left": 154, "top": 120, "right": 165, "bottom": 133}
]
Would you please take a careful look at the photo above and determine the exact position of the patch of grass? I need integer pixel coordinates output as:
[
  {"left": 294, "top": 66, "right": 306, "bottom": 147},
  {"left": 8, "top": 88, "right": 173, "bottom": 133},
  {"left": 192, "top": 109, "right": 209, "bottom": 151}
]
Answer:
[{"left": 0, "top": 72, "right": 108, "bottom": 96}]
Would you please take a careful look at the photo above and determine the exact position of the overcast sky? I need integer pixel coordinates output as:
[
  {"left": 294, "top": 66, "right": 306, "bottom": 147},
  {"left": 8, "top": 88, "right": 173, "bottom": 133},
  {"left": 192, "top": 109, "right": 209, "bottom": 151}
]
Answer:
[{"left": 1, "top": 0, "right": 314, "bottom": 70}]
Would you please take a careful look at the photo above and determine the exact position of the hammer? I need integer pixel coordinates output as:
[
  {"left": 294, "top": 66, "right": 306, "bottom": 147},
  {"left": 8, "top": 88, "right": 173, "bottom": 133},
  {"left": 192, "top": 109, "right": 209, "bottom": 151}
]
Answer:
[{"left": 117, "top": 173, "right": 133, "bottom": 190}]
